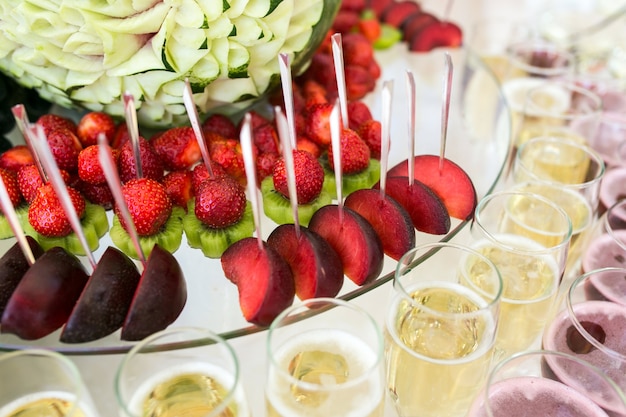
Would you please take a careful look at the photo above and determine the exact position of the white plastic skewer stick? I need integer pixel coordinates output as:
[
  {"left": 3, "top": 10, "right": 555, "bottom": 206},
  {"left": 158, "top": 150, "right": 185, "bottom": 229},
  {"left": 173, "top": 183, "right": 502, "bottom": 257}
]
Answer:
[
  {"left": 29, "top": 124, "right": 97, "bottom": 271},
  {"left": 331, "top": 33, "right": 349, "bottom": 126},
  {"left": 98, "top": 134, "right": 147, "bottom": 268},
  {"left": 0, "top": 175, "right": 35, "bottom": 265},
  {"left": 239, "top": 113, "right": 264, "bottom": 250},
  {"left": 123, "top": 92, "right": 143, "bottom": 179},
  {"left": 379, "top": 80, "right": 393, "bottom": 199},
  {"left": 11, "top": 105, "right": 47, "bottom": 182},
  {"left": 406, "top": 70, "right": 417, "bottom": 186},
  {"left": 329, "top": 100, "right": 344, "bottom": 224},
  {"left": 440, "top": 52, "right": 453, "bottom": 173},
  {"left": 182, "top": 79, "right": 216, "bottom": 179},
  {"left": 278, "top": 53, "right": 297, "bottom": 150},
  {"left": 275, "top": 106, "right": 301, "bottom": 237}
]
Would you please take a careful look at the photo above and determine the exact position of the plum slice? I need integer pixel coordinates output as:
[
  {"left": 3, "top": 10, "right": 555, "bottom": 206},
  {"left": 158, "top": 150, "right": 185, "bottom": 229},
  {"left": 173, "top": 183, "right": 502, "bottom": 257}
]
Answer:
[
  {"left": 1, "top": 247, "right": 89, "bottom": 340},
  {"left": 121, "top": 244, "right": 187, "bottom": 341},
  {"left": 308, "top": 205, "right": 384, "bottom": 286},
  {"left": 267, "top": 224, "right": 344, "bottom": 300},
  {"left": 345, "top": 189, "right": 415, "bottom": 261},
  {"left": 61, "top": 246, "right": 141, "bottom": 343},
  {"left": 0, "top": 236, "right": 44, "bottom": 316},
  {"left": 388, "top": 155, "right": 477, "bottom": 220},
  {"left": 221, "top": 237, "right": 295, "bottom": 326},
  {"left": 378, "top": 176, "right": 451, "bottom": 235}
]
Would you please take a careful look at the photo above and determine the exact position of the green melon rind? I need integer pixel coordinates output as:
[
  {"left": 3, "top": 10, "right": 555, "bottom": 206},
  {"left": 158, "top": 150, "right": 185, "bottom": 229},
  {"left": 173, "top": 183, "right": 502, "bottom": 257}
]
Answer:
[
  {"left": 183, "top": 200, "right": 254, "bottom": 258},
  {"left": 0, "top": 204, "right": 29, "bottom": 240},
  {"left": 23, "top": 203, "right": 110, "bottom": 255},
  {"left": 260, "top": 176, "right": 332, "bottom": 226},
  {"left": 110, "top": 206, "right": 185, "bottom": 260},
  {"left": 321, "top": 158, "right": 381, "bottom": 197}
]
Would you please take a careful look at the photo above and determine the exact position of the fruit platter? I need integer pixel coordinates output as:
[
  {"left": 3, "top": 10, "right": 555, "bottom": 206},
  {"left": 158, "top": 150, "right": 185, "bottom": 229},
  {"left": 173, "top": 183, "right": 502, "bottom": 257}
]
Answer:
[{"left": 0, "top": 1, "right": 511, "bottom": 354}]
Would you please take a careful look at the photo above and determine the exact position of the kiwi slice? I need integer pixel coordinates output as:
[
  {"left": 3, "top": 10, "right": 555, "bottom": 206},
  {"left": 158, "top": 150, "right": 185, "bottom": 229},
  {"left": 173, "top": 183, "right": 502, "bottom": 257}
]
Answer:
[
  {"left": 0, "top": 204, "right": 29, "bottom": 239},
  {"left": 261, "top": 176, "right": 332, "bottom": 226},
  {"left": 110, "top": 206, "right": 185, "bottom": 260},
  {"left": 374, "top": 23, "right": 402, "bottom": 50},
  {"left": 321, "top": 156, "right": 381, "bottom": 197},
  {"left": 25, "top": 203, "right": 110, "bottom": 255},
  {"left": 183, "top": 200, "right": 254, "bottom": 258}
]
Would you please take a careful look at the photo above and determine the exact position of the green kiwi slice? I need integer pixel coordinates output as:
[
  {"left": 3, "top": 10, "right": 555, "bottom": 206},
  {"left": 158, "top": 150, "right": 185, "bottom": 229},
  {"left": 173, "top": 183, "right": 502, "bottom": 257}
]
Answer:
[
  {"left": 321, "top": 157, "right": 381, "bottom": 196},
  {"left": 110, "top": 206, "right": 185, "bottom": 260},
  {"left": 183, "top": 200, "right": 254, "bottom": 258},
  {"left": 260, "top": 176, "right": 332, "bottom": 226},
  {"left": 0, "top": 204, "right": 29, "bottom": 239}
]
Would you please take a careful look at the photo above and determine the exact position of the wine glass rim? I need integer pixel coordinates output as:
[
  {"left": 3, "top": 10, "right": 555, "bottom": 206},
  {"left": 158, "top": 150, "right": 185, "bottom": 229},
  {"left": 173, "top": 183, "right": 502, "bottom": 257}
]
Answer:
[
  {"left": 605, "top": 199, "right": 626, "bottom": 250},
  {"left": 525, "top": 79, "right": 604, "bottom": 117},
  {"left": 506, "top": 39, "right": 575, "bottom": 77}
]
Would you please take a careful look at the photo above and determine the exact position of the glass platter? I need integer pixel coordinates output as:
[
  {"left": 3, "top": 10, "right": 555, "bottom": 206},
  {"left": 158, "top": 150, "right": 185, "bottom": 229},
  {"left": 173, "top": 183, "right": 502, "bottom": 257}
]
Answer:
[{"left": 0, "top": 45, "right": 512, "bottom": 355}]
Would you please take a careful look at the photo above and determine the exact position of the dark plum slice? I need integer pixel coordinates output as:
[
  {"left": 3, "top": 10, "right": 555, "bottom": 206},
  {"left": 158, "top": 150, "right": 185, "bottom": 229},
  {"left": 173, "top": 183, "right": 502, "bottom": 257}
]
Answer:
[{"left": 0, "top": 236, "right": 44, "bottom": 316}]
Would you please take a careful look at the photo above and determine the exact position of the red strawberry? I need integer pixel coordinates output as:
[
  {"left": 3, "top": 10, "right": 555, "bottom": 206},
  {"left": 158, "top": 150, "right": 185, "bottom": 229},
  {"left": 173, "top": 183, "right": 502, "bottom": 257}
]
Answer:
[
  {"left": 357, "top": 119, "right": 382, "bottom": 159},
  {"left": 358, "top": 12, "right": 382, "bottom": 43},
  {"left": 302, "top": 78, "right": 330, "bottom": 108},
  {"left": 78, "top": 181, "right": 114, "bottom": 210},
  {"left": 162, "top": 170, "right": 193, "bottom": 208},
  {"left": 76, "top": 111, "right": 116, "bottom": 147},
  {"left": 252, "top": 123, "right": 280, "bottom": 155},
  {"left": 111, "top": 122, "right": 130, "bottom": 149},
  {"left": 208, "top": 136, "right": 246, "bottom": 186},
  {"left": 194, "top": 176, "right": 247, "bottom": 228},
  {"left": 0, "top": 168, "right": 22, "bottom": 210},
  {"left": 117, "top": 178, "right": 172, "bottom": 236},
  {"left": 347, "top": 100, "right": 373, "bottom": 131},
  {"left": 28, "top": 183, "right": 86, "bottom": 237},
  {"left": 255, "top": 152, "right": 279, "bottom": 187},
  {"left": 202, "top": 114, "right": 238, "bottom": 139},
  {"left": 305, "top": 102, "right": 334, "bottom": 147},
  {"left": 151, "top": 126, "right": 202, "bottom": 171},
  {"left": 46, "top": 129, "right": 83, "bottom": 172},
  {"left": 117, "top": 137, "right": 164, "bottom": 183},
  {"left": 78, "top": 145, "right": 117, "bottom": 185},
  {"left": 296, "top": 136, "right": 321, "bottom": 158},
  {"left": 345, "top": 65, "right": 376, "bottom": 101},
  {"left": 273, "top": 150, "right": 324, "bottom": 204},
  {"left": 340, "top": 0, "right": 366, "bottom": 12},
  {"left": 328, "top": 128, "right": 371, "bottom": 174},
  {"left": 0, "top": 145, "right": 35, "bottom": 173},
  {"left": 191, "top": 163, "right": 227, "bottom": 195},
  {"left": 342, "top": 32, "right": 375, "bottom": 68},
  {"left": 332, "top": 9, "right": 360, "bottom": 34},
  {"left": 36, "top": 114, "right": 77, "bottom": 137},
  {"left": 17, "top": 164, "right": 70, "bottom": 203}
]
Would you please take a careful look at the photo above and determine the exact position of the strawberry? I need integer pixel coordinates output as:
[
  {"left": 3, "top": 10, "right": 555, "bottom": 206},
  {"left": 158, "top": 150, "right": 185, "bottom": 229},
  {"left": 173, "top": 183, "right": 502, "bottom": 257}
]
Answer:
[
  {"left": 301, "top": 79, "right": 329, "bottom": 108},
  {"left": 28, "top": 183, "right": 86, "bottom": 237},
  {"left": 0, "top": 168, "right": 22, "bottom": 210},
  {"left": 36, "top": 114, "right": 77, "bottom": 137},
  {"left": 327, "top": 128, "right": 371, "bottom": 174},
  {"left": 202, "top": 114, "right": 238, "bottom": 139},
  {"left": 252, "top": 122, "right": 280, "bottom": 155},
  {"left": 76, "top": 111, "right": 116, "bottom": 147},
  {"left": 347, "top": 100, "right": 373, "bottom": 131},
  {"left": 342, "top": 32, "right": 375, "bottom": 68},
  {"left": 162, "top": 170, "right": 193, "bottom": 208},
  {"left": 345, "top": 65, "right": 376, "bottom": 101},
  {"left": 304, "top": 54, "right": 337, "bottom": 96},
  {"left": 194, "top": 175, "right": 247, "bottom": 228},
  {"left": 17, "top": 164, "right": 70, "bottom": 203},
  {"left": 305, "top": 102, "right": 334, "bottom": 147},
  {"left": 208, "top": 136, "right": 246, "bottom": 186},
  {"left": 191, "top": 163, "right": 227, "bottom": 195},
  {"left": 273, "top": 150, "right": 324, "bottom": 204},
  {"left": 117, "top": 136, "right": 164, "bottom": 183},
  {"left": 357, "top": 119, "right": 382, "bottom": 159},
  {"left": 255, "top": 152, "right": 279, "bottom": 187},
  {"left": 78, "top": 145, "right": 117, "bottom": 185},
  {"left": 117, "top": 178, "right": 172, "bottom": 236},
  {"left": 296, "top": 136, "right": 321, "bottom": 158},
  {"left": 151, "top": 126, "right": 202, "bottom": 171},
  {"left": 111, "top": 122, "right": 130, "bottom": 149},
  {"left": 46, "top": 129, "right": 83, "bottom": 172},
  {"left": 0, "top": 145, "right": 34, "bottom": 173},
  {"left": 332, "top": 9, "right": 360, "bottom": 34},
  {"left": 78, "top": 181, "right": 114, "bottom": 210},
  {"left": 340, "top": 0, "right": 366, "bottom": 12},
  {"left": 358, "top": 10, "right": 382, "bottom": 43}
]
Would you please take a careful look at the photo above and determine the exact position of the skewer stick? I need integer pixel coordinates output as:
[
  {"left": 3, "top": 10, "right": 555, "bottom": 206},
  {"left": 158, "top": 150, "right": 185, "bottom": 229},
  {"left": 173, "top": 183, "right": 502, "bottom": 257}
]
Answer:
[
  {"left": 123, "top": 92, "right": 143, "bottom": 179},
  {"left": 0, "top": 175, "right": 35, "bottom": 266},
  {"left": 406, "top": 70, "right": 417, "bottom": 186},
  {"left": 440, "top": 53, "right": 454, "bottom": 173},
  {"left": 11, "top": 105, "right": 47, "bottom": 182},
  {"left": 275, "top": 106, "right": 301, "bottom": 238},
  {"left": 98, "top": 134, "right": 147, "bottom": 268},
  {"left": 329, "top": 101, "right": 344, "bottom": 224},
  {"left": 278, "top": 53, "right": 297, "bottom": 150},
  {"left": 239, "top": 113, "right": 264, "bottom": 250},
  {"left": 30, "top": 125, "right": 97, "bottom": 271},
  {"left": 331, "top": 33, "right": 349, "bottom": 126},
  {"left": 379, "top": 80, "right": 393, "bottom": 199},
  {"left": 182, "top": 79, "right": 216, "bottom": 179}
]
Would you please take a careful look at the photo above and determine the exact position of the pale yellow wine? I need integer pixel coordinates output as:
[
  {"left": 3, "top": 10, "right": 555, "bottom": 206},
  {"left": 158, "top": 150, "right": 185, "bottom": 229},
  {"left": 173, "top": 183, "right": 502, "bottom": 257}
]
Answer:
[
  {"left": 127, "top": 363, "right": 247, "bottom": 417},
  {"left": 469, "top": 236, "right": 559, "bottom": 357},
  {"left": 385, "top": 282, "right": 495, "bottom": 417},
  {"left": 0, "top": 391, "right": 91, "bottom": 417},
  {"left": 266, "top": 329, "right": 383, "bottom": 417}
]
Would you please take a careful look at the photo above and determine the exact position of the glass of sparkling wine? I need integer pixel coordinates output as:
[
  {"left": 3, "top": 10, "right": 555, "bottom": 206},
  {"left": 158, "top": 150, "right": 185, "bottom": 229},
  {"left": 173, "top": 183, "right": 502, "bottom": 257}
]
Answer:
[
  {"left": 115, "top": 327, "right": 250, "bottom": 417},
  {"left": 265, "top": 298, "right": 384, "bottom": 417},
  {"left": 385, "top": 242, "right": 502, "bottom": 417},
  {"left": 0, "top": 349, "right": 100, "bottom": 417},
  {"left": 470, "top": 190, "right": 572, "bottom": 360},
  {"left": 466, "top": 349, "right": 626, "bottom": 417},
  {"left": 543, "top": 267, "right": 626, "bottom": 407}
]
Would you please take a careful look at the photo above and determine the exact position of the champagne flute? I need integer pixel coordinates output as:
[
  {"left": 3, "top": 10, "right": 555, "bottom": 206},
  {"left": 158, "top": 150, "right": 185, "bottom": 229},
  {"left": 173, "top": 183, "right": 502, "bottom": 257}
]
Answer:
[
  {"left": 266, "top": 298, "right": 385, "bottom": 417},
  {"left": 115, "top": 327, "right": 250, "bottom": 417},
  {"left": 470, "top": 189, "right": 572, "bottom": 360},
  {"left": 467, "top": 349, "right": 626, "bottom": 417},
  {"left": 385, "top": 242, "right": 502, "bottom": 417},
  {"left": 0, "top": 349, "right": 100, "bottom": 417}
]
